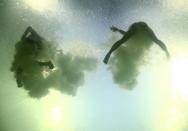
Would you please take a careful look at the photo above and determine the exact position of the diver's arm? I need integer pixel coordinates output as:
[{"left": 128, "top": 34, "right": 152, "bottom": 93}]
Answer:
[
  {"left": 111, "top": 26, "right": 127, "bottom": 35},
  {"left": 103, "top": 32, "right": 132, "bottom": 64},
  {"left": 149, "top": 29, "right": 170, "bottom": 59}
]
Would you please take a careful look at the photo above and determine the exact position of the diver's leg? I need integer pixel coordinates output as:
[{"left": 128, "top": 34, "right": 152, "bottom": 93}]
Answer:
[
  {"left": 21, "top": 26, "right": 41, "bottom": 41},
  {"left": 21, "top": 27, "right": 31, "bottom": 40},
  {"left": 104, "top": 38, "right": 124, "bottom": 64},
  {"left": 22, "top": 27, "right": 43, "bottom": 56},
  {"left": 155, "top": 39, "right": 170, "bottom": 59},
  {"left": 103, "top": 35, "right": 131, "bottom": 64},
  {"left": 16, "top": 79, "right": 22, "bottom": 88},
  {"left": 148, "top": 28, "right": 170, "bottom": 58},
  {"left": 16, "top": 67, "right": 23, "bottom": 87},
  {"left": 22, "top": 27, "right": 42, "bottom": 48}
]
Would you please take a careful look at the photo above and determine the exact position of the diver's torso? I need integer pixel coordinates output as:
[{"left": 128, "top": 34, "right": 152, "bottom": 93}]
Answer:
[{"left": 126, "top": 22, "right": 152, "bottom": 51}]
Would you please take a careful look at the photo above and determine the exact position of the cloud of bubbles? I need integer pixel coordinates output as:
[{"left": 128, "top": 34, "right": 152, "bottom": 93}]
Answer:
[
  {"left": 107, "top": 34, "right": 153, "bottom": 89},
  {"left": 11, "top": 35, "right": 97, "bottom": 98}
]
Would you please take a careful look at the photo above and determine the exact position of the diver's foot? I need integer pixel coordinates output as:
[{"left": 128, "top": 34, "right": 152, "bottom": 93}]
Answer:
[
  {"left": 16, "top": 79, "right": 23, "bottom": 88},
  {"left": 47, "top": 61, "right": 54, "bottom": 69},
  {"left": 38, "top": 61, "right": 54, "bottom": 69},
  {"left": 103, "top": 58, "right": 108, "bottom": 64},
  {"left": 103, "top": 55, "right": 110, "bottom": 64}
]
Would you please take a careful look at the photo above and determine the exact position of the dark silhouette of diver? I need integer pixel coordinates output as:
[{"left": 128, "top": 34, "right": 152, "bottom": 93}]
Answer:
[
  {"left": 13, "top": 26, "right": 54, "bottom": 87},
  {"left": 103, "top": 22, "right": 170, "bottom": 64}
]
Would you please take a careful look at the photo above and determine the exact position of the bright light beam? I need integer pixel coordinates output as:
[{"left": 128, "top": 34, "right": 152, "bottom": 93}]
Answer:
[
  {"left": 24, "top": 0, "right": 59, "bottom": 12},
  {"left": 170, "top": 55, "right": 188, "bottom": 101},
  {"left": 50, "top": 106, "right": 63, "bottom": 123},
  {"left": 166, "top": 0, "right": 188, "bottom": 12}
]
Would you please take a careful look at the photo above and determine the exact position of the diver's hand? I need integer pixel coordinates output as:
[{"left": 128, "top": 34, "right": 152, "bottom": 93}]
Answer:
[{"left": 110, "top": 26, "right": 119, "bottom": 32}]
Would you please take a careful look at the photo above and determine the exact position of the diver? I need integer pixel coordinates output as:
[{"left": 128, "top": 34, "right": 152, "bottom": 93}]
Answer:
[
  {"left": 103, "top": 22, "right": 170, "bottom": 64},
  {"left": 13, "top": 26, "right": 54, "bottom": 87}
]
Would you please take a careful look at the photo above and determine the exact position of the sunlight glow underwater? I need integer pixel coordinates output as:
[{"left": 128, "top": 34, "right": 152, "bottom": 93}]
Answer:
[
  {"left": 36, "top": 89, "right": 76, "bottom": 130},
  {"left": 155, "top": 45, "right": 188, "bottom": 131},
  {"left": 4, "top": 0, "right": 188, "bottom": 131},
  {"left": 170, "top": 55, "right": 188, "bottom": 101},
  {"left": 50, "top": 106, "right": 63, "bottom": 123},
  {"left": 23, "top": 0, "right": 60, "bottom": 13}
]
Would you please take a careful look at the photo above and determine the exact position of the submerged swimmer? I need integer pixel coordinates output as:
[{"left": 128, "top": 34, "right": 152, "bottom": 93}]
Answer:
[
  {"left": 11, "top": 26, "right": 54, "bottom": 87},
  {"left": 103, "top": 22, "right": 170, "bottom": 64}
]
